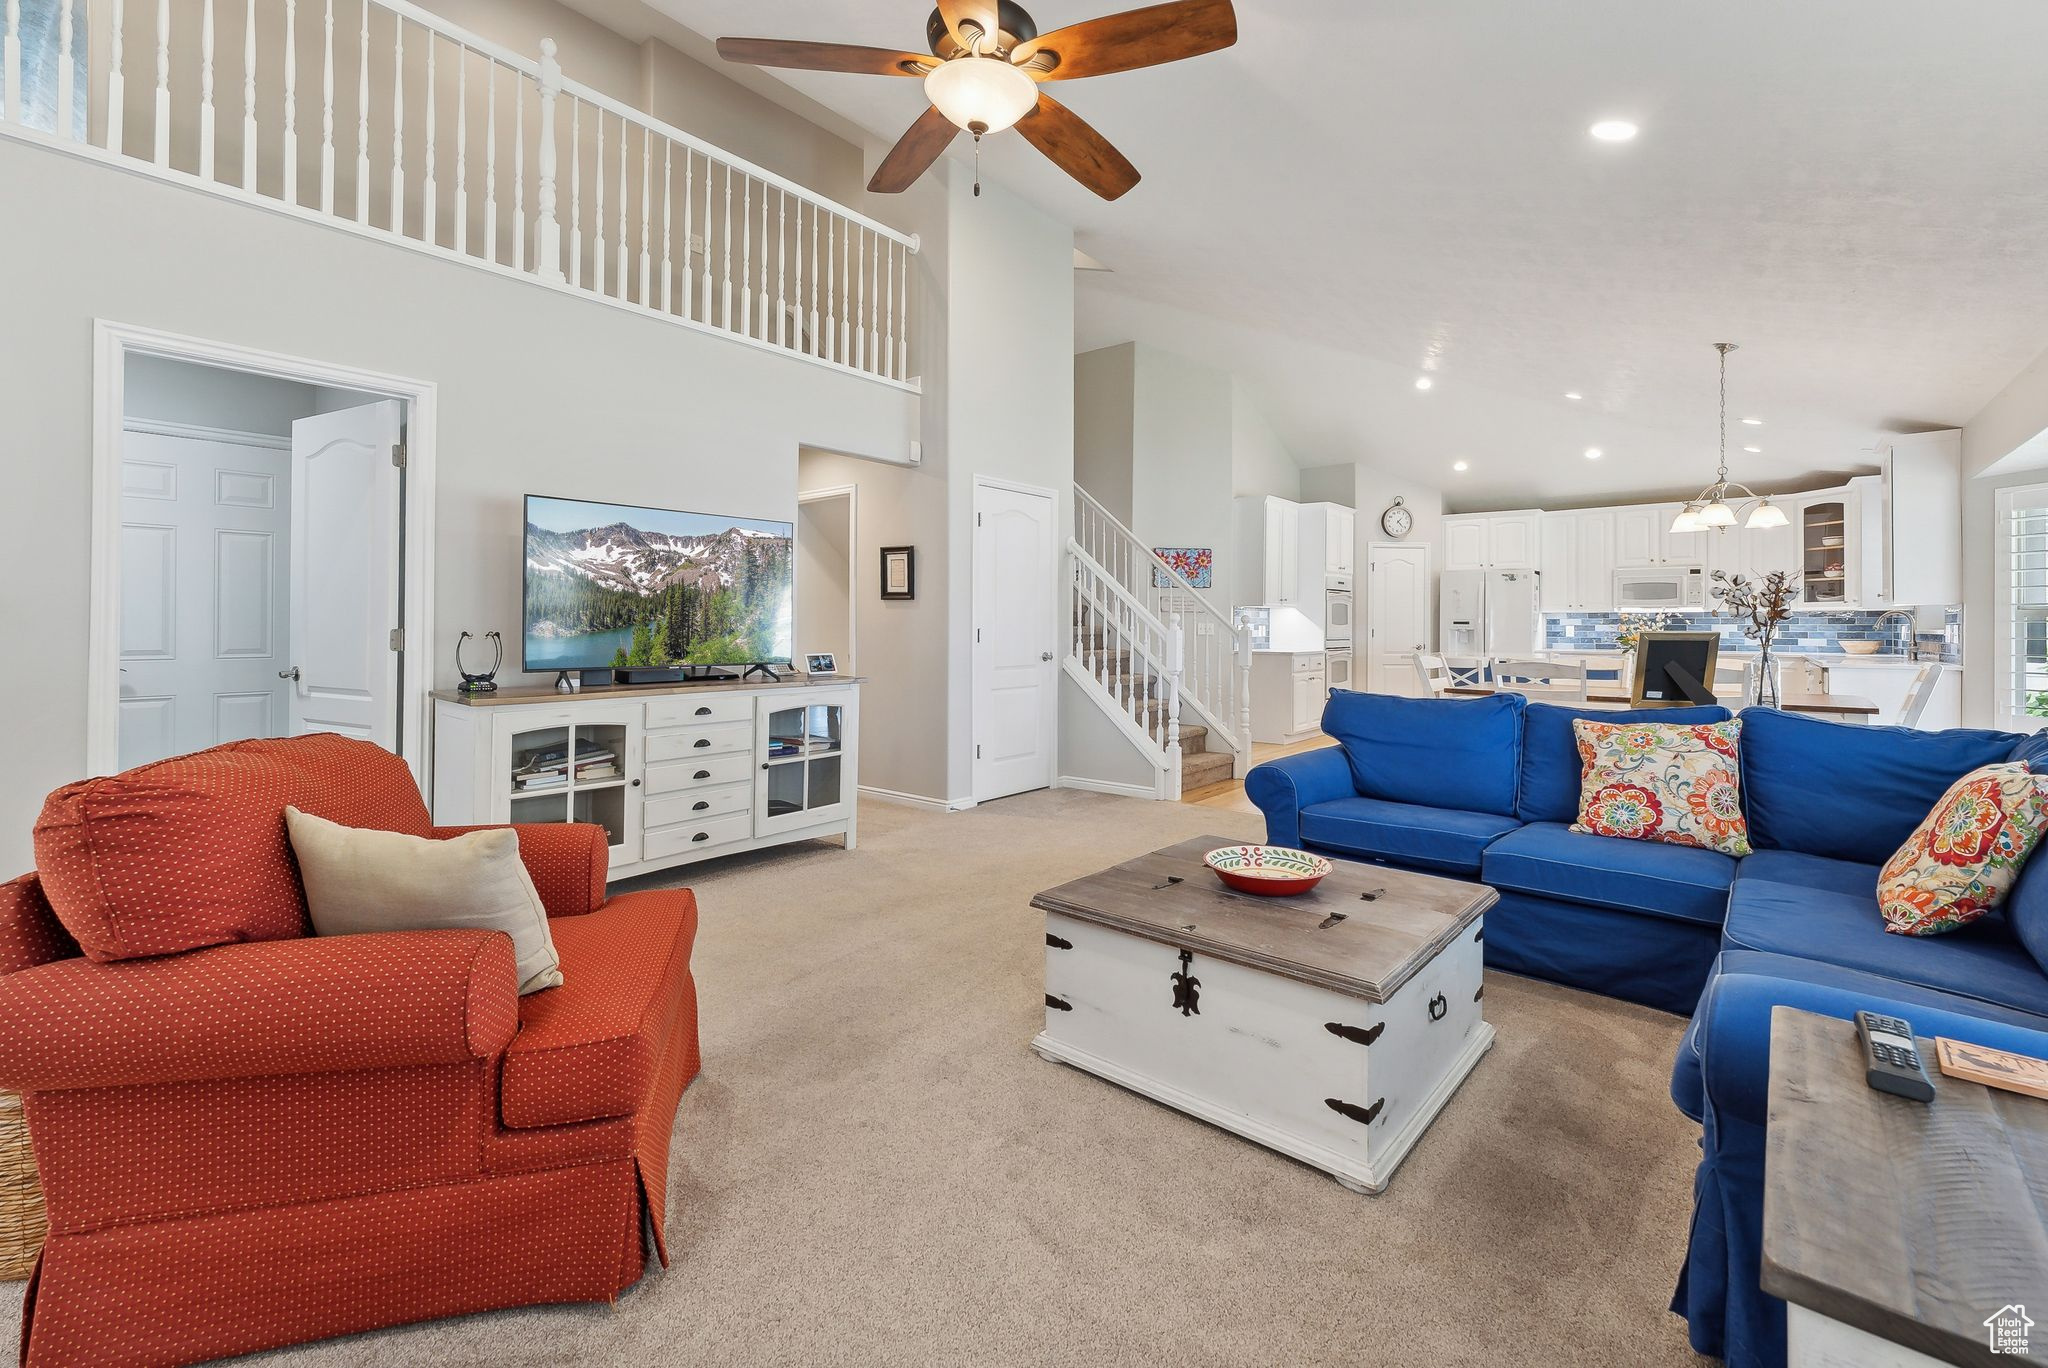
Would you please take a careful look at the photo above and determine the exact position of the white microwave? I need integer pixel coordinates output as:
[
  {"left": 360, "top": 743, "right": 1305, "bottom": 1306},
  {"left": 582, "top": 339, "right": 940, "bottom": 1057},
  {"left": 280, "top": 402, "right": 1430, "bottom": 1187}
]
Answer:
[{"left": 1613, "top": 565, "right": 1707, "bottom": 610}]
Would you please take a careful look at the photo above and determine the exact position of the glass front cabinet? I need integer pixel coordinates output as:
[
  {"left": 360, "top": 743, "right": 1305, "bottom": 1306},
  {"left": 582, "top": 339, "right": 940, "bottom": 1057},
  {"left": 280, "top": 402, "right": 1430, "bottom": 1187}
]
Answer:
[
  {"left": 491, "top": 703, "right": 645, "bottom": 868},
  {"left": 755, "top": 689, "right": 858, "bottom": 838}
]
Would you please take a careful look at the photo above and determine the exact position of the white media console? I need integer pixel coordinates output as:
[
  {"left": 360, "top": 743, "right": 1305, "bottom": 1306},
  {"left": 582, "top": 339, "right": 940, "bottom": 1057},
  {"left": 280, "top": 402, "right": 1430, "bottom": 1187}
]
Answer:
[{"left": 431, "top": 677, "right": 860, "bottom": 880}]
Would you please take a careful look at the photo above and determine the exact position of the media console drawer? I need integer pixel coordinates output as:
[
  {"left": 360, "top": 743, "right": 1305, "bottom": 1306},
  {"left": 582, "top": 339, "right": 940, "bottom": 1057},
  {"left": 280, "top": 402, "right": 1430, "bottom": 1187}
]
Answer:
[
  {"left": 642, "top": 811, "right": 751, "bottom": 861},
  {"left": 644, "top": 783, "right": 750, "bottom": 826},
  {"left": 647, "top": 721, "right": 751, "bottom": 762},
  {"left": 645, "top": 753, "right": 753, "bottom": 795},
  {"left": 645, "top": 694, "right": 753, "bottom": 729}
]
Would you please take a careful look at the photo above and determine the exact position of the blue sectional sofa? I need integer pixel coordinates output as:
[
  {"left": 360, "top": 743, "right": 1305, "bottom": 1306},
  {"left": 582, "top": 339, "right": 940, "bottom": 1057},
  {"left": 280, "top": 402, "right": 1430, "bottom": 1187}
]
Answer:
[{"left": 1245, "top": 691, "right": 2048, "bottom": 1368}]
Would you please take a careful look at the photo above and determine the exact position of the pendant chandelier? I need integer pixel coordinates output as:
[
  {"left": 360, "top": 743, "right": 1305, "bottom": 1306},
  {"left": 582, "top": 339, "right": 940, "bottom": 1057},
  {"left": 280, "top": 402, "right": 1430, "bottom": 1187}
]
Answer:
[{"left": 1669, "top": 343, "right": 1788, "bottom": 534}]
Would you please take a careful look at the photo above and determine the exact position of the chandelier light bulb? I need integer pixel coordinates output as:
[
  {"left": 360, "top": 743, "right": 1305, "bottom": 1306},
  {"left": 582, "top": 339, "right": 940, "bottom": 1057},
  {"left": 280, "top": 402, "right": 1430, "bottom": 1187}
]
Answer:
[
  {"left": 1745, "top": 499, "right": 1789, "bottom": 530},
  {"left": 1700, "top": 499, "right": 1738, "bottom": 528}
]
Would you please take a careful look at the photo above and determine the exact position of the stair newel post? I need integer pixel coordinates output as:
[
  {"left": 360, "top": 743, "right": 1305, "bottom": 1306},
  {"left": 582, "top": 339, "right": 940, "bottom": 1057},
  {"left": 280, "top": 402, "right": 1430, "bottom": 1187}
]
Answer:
[
  {"left": 1166, "top": 613, "right": 1185, "bottom": 797},
  {"left": 1236, "top": 610, "right": 1253, "bottom": 774},
  {"left": 534, "top": 38, "right": 563, "bottom": 282}
]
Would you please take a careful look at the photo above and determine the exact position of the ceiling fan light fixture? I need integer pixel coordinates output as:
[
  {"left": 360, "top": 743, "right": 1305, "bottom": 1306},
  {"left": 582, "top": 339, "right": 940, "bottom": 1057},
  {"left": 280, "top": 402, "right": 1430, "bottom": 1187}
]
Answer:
[
  {"left": 924, "top": 55, "right": 1038, "bottom": 135},
  {"left": 1746, "top": 498, "right": 1789, "bottom": 530}
]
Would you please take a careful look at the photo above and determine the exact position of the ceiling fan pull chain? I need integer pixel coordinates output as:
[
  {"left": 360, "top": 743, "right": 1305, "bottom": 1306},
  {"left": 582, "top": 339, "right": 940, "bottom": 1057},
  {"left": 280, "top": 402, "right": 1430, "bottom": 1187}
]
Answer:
[{"left": 973, "top": 131, "right": 982, "bottom": 197}]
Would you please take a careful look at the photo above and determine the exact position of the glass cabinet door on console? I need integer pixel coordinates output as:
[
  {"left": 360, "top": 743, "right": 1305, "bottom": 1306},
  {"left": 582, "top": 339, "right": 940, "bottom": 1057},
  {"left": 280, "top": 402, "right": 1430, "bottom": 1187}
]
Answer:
[
  {"left": 755, "top": 690, "right": 858, "bottom": 837},
  {"left": 493, "top": 704, "right": 643, "bottom": 866}
]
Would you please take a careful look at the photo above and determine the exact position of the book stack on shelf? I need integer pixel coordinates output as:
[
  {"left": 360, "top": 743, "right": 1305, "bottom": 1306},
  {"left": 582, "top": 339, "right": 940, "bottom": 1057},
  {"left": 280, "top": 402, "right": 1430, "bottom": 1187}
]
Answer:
[
  {"left": 513, "top": 739, "right": 619, "bottom": 792},
  {"left": 767, "top": 729, "right": 839, "bottom": 759}
]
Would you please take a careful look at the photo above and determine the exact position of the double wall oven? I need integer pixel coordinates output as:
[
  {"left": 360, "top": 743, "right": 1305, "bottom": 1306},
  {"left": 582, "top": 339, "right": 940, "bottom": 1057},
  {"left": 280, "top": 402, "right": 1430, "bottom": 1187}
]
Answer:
[{"left": 1324, "top": 578, "right": 1353, "bottom": 695}]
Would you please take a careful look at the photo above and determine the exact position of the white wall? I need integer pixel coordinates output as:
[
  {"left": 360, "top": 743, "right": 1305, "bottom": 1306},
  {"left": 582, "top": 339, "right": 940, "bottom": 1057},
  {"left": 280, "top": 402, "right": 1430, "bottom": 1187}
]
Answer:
[
  {"left": 124, "top": 354, "right": 321, "bottom": 436},
  {"left": 795, "top": 493, "right": 853, "bottom": 668},
  {"left": 1960, "top": 342, "right": 2048, "bottom": 727},
  {"left": 1299, "top": 460, "right": 1449, "bottom": 658},
  {"left": 1231, "top": 379, "right": 1300, "bottom": 504},
  {"left": 0, "top": 136, "right": 921, "bottom": 872},
  {"left": 1074, "top": 343, "right": 1135, "bottom": 524}
]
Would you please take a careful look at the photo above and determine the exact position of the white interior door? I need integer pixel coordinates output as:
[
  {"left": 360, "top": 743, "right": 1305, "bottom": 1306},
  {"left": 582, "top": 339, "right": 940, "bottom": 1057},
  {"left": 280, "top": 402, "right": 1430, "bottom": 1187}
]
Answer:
[
  {"left": 1366, "top": 542, "right": 1432, "bottom": 697},
  {"left": 117, "top": 427, "right": 293, "bottom": 769},
  {"left": 289, "top": 401, "right": 404, "bottom": 746},
  {"left": 973, "top": 481, "right": 1058, "bottom": 802}
]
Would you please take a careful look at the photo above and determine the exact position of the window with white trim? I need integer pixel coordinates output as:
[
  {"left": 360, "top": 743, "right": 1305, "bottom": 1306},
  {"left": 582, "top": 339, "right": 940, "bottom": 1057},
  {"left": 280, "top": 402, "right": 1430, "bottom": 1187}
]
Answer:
[{"left": 1997, "top": 484, "right": 2048, "bottom": 731}]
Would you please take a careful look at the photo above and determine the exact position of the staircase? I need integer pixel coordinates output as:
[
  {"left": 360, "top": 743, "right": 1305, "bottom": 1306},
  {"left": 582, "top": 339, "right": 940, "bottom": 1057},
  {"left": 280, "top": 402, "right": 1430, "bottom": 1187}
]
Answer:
[{"left": 1065, "top": 488, "right": 1252, "bottom": 801}]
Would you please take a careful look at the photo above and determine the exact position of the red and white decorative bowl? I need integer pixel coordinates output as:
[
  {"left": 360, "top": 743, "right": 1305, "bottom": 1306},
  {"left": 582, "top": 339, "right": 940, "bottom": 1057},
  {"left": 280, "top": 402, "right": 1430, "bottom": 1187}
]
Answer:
[{"left": 1203, "top": 845, "right": 1333, "bottom": 896}]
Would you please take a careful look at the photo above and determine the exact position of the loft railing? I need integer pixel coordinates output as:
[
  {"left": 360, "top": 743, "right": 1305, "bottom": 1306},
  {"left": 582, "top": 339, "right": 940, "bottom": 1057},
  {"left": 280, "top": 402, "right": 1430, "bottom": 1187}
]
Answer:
[
  {"left": 0, "top": 0, "right": 919, "bottom": 388},
  {"left": 1073, "top": 485, "right": 1252, "bottom": 775}
]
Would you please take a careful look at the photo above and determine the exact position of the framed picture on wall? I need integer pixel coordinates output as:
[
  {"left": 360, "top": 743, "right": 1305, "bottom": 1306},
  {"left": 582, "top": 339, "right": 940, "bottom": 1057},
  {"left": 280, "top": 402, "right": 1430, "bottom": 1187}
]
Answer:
[
  {"left": 880, "top": 546, "right": 916, "bottom": 600},
  {"left": 1152, "top": 547, "right": 1213, "bottom": 589}
]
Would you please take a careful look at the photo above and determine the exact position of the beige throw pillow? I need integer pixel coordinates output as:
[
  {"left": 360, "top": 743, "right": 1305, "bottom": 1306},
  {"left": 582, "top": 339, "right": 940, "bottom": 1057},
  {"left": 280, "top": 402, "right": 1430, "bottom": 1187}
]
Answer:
[{"left": 285, "top": 807, "right": 563, "bottom": 994}]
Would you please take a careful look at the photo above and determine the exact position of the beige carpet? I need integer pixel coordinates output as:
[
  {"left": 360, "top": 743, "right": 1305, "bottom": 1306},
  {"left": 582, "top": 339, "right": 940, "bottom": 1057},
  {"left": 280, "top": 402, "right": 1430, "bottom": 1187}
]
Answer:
[{"left": 6, "top": 790, "right": 1715, "bottom": 1366}]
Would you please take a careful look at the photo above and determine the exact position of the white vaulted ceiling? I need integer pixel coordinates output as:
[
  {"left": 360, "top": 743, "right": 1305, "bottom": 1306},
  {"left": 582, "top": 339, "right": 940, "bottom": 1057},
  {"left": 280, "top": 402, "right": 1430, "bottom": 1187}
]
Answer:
[{"left": 620, "top": 0, "right": 2048, "bottom": 508}]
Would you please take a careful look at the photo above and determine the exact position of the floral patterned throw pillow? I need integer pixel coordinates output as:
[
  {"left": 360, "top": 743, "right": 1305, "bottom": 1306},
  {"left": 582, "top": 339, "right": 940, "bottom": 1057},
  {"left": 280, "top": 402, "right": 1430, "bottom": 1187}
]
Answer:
[
  {"left": 1570, "top": 719, "right": 1751, "bottom": 857},
  {"left": 1876, "top": 763, "right": 2048, "bottom": 936}
]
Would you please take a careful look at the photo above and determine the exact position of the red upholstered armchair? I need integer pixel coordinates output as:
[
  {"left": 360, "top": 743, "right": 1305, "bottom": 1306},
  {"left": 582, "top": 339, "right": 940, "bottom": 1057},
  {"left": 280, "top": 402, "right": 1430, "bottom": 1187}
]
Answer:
[{"left": 0, "top": 734, "right": 701, "bottom": 1368}]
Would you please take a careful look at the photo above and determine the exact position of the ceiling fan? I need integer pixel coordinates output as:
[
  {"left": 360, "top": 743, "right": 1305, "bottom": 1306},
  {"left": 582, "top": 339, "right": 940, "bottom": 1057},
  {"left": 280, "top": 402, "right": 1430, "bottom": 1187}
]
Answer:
[{"left": 715, "top": 0, "right": 1238, "bottom": 202}]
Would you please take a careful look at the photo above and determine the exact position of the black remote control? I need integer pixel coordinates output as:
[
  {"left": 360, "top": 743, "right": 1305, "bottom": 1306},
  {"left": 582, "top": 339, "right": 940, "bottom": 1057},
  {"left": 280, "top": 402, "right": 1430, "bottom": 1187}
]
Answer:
[{"left": 1855, "top": 1010, "right": 1935, "bottom": 1102}]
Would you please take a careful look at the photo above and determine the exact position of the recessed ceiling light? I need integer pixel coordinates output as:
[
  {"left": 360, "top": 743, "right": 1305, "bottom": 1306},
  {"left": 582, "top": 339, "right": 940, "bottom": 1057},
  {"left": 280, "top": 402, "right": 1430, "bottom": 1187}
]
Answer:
[
  {"left": 1452, "top": 460, "right": 1469, "bottom": 472},
  {"left": 1584, "top": 448, "right": 1603, "bottom": 460},
  {"left": 1743, "top": 445, "right": 1762, "bottom": 454},
  {"left": 1415, "top": 376, "right": 1434, "bottom": 391},
  {"left": 1741, "top": 417, "right": 1764, "bottom": 426},
  {"left": 1589, "top": 120, "right": 1639, "bottom": 143},
  {"left": 1564, "top": 392, "right": 1583, "bottom": 401}
]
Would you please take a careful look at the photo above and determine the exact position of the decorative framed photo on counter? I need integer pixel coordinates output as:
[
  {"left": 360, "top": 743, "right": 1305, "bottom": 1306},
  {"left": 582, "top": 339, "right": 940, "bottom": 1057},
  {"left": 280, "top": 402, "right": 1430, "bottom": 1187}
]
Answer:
[{"left": 880, "top": 546, "right": 916, "bottom": 600}]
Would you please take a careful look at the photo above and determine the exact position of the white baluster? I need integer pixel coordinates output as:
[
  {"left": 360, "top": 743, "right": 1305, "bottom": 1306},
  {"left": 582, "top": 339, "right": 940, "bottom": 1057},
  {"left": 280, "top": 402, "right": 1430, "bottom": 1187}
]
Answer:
[
  {"left": 567, "top": 100, "right": 579, "bottom": 286},
  {"left": 200, "top": 0, "right": 215, "bottom": 179},
  {"left": 511, "top": 75, "right": 524, "bottom": 270},
  {"left": 317, "top": 0, "right": 331, "bottom": 208},
  {"left": 824, "top": 215, "right": 835, "bottom": 362},
  {"left": 757, "top": 186, "right": 769, "bottom": 337},
  {"left": 55, "top": 0, "right": 72, "bottom": 140},
  {"left": 719, "top": 165, "right": 732, "bottom": 329},
  {"left": 775, "top": 191, "right": 786, "bottom": 347},
  {"left": 452, "top": 46, "right": 466, "bottom": 253},
  {"left": 840, "top": 217, "right": 852, "bottom": 364},
  {"left": 701, "top": 153, "right": 715, "bottom": 323},
  {"left": 3, "top": 0, "right": 19, "bottom": 126},
  {"left": 659, "top": 141, "right": 672, "bottom": 312},
  {"left": 281, "top": 0, "right": 297, "bottom": 200},
  {"left": 484, "top": 67, "right": 497, "bottom": 262},
  {"left": 869, "top": 232, "right": 881, "bottom": 373},
  {"left": 613, "top": 114, "right": 626, "bottom": 301},
  {"left": 535, "top": 40, "right": 561, "bottom": 282},
  {"left": 792, "top": 199, "right": 804, "bottom": 351},
  {"left": 900, "top": 239, "right": 911, "bottom": 379},
  {"left": 745, "top": 175, "right": 761, "bottom": 331},
  {"left": 855, "top": 226, "right": 867, "bottom": 372},
  {"left": 106, "top": 0, "right": 125, "bottom": 155},
  {"left": 682, "top": 148, "right": 695, "bottom": 319},
  {"left": 884, "top": 240, "right": 895, "bottom": 379},
  {"left": 353, "top": 0, "right": 367, "bottom": 223},
  {"left": 389, "top": 18, "right": 403, "bottom": 232},
  {"left": 241, "top": 0, "right": 255, "bottom": 186},
  {"left": 421, "top": 34, "right": 436, "bottom": 242},
  {"left": 592, "top": 112, "right": 606, "bottom": 291},
  {"left": 638, "top": 131, "right": 651, "bottom": 305},
  {"left": 809, "top": 203, "right": 821, "bottom": 356}
]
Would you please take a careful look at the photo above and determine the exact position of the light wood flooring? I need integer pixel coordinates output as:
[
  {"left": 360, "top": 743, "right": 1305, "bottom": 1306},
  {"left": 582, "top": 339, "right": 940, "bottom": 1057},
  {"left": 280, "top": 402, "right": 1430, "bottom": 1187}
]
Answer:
[{"left": 1180, "top": 733, "right": 1339, "bottom": 814}]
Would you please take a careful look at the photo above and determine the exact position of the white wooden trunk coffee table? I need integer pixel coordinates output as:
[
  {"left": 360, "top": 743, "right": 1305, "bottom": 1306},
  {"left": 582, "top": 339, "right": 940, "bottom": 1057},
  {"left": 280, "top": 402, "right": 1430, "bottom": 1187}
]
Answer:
[{"left": 1031, "top": 836, "right": 1496, "bottom": 1194}]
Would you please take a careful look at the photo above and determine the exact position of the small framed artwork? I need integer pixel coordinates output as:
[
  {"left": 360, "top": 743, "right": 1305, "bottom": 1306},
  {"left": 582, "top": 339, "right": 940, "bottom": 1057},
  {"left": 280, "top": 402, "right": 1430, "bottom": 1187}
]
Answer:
[
  {"left": 1152, "top": 547, "right": 1213, "bottom": 589},
  {"left": 880, "top": 546, "right": 916, "bottom": 600},
  {"left": 806, "top": 652, "right": 837, "bottom": 676}
]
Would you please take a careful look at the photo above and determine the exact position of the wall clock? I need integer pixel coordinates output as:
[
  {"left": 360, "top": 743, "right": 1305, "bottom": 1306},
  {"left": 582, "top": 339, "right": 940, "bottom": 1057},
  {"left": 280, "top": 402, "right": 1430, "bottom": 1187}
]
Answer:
[{"left": 1381, "top": 497, "right": 1413, "bottom": 539}]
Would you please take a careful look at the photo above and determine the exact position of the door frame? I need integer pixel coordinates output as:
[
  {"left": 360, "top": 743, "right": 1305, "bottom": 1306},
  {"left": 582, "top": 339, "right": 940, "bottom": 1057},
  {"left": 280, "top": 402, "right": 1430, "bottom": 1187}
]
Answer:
[
  {"left": 88, "top": 319, "right": 438, "bottom": 783},
  {"left": 1365, "top": 540, "right": 1433, "bottom": 695},
  {"left": 971, "top": 474, "right": 1060, "bottom": 804},
  {"left": 796, "top": 482, "right": 859, "bottom": 676}
]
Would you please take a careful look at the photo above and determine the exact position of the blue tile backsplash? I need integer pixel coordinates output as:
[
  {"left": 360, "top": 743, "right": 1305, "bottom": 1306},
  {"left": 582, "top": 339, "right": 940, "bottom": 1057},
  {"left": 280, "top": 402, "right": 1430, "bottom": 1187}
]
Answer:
[{"left": 1543, "top": 609, "right": 1961, "bottom": 662}]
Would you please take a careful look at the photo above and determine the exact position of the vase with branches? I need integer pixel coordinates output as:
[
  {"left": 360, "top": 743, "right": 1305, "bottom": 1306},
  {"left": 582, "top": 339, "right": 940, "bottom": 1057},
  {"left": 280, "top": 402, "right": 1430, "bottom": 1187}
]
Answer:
[{"left": 1709, "top": 569, "right": 1800, "bottom": 707}]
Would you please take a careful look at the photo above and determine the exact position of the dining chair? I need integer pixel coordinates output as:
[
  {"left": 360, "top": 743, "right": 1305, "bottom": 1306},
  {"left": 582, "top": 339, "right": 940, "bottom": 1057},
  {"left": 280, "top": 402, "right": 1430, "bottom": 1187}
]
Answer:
[
  {"left": 1413, "top": 652, "right": 1451, "bottom": 697},
  {"left": 1442, "top": 655, "right": 1489, "bottom": 689},
  {"left": 1492, "top": 656, "right": 1591, "bottom": 702},
  {"left": 1897, "top": 662, "right": 1945, "bottom": 728}
]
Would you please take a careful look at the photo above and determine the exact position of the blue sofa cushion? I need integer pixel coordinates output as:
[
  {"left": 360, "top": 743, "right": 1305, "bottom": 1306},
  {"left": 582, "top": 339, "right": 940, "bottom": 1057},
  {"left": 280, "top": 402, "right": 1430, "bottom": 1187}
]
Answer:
[
  {"left": 1723, "top": 853, "right": 2048, "bottom": 1018},
  {"left": 1321, "top": 690, "right": 1524, "bottom": 819},
  {"left": 1297, "top": 797, "right": 1521, "bottom": 875},
  {"left": 1518, "top": 702, "right": 1733, "bottom": 824},
  {"left": 1740, "top": 707, "right": 2023, "bottom": 867},
  {"left": 1244, "top": 746, "right": 1358, "bottom": 850},
  {"left": 1481, "top": 821, "right": 1735, "bottom": 926}
]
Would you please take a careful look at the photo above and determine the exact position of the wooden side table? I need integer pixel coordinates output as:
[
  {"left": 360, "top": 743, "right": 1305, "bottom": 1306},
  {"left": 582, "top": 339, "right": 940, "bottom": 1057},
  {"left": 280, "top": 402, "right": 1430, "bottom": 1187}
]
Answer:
[{"left": 1762, "top": 1006, "right": 2048, "bottom": 1367}]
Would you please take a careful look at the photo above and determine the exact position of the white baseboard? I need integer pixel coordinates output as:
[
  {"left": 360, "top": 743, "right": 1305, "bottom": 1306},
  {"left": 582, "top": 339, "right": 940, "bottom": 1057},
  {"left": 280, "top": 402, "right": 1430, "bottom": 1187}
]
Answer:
[
  {"left": 1058, "top": 775, "right": 1164, "bottom": 801},
  {"left": 858, "top": 785, "right": 978, "bottom": 813}
]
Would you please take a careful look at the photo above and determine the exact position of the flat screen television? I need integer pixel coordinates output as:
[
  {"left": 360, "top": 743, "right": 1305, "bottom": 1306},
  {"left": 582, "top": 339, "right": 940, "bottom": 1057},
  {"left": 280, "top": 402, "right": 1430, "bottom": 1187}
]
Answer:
[{"left": 522, "top": 494, "right": 793, "bottom": 672}]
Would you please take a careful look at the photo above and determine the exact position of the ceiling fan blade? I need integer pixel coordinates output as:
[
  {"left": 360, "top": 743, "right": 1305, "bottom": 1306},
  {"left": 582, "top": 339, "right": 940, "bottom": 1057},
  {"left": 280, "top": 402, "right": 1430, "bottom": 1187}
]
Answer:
[
  {"left": 936, "top": 0, "right": 1003, "bottom": 54},
  {"left": 1011, "top": 0, "right": 1237, "bottom": 80},
  {"left": 1015, "top": 93, "right": 1141, "bottom": 200},
  {"left": 868, "top": 105, "right": 959, "bottom": 194},
  {"left": 714, "top": 37, "right": 934, "bottom": 77}
]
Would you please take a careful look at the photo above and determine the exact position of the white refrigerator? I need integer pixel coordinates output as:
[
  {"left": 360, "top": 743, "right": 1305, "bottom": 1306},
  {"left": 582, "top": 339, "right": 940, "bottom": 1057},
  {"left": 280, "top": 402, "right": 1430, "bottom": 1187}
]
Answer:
[{"left": 1440, "top": 569, "right": 1541, "bottom": 657}]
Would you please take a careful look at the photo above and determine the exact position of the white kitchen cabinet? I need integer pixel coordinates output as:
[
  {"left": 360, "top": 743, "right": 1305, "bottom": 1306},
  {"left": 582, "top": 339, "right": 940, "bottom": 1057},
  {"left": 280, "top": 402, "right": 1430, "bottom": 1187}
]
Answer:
[
  {"left": 1250, "top": 651, "right": 1326, "bottom": 743},
  {"left": 1236, "top": 496, "right": 1303, "bottom": 607},
  {"left": 1660, "top": 505, "right": 1712, "bottom": 565},
  {"left": 1614, "top": 507, "right": 1662, "bottom": 567},
  {"left": 1327, "top": 506, "right": 1357, "bottom": 577},
  {"left": 1298, "top": 502, "right": 1357, "bottom": 582},
  {"left": 1539, "top": 510, "right": 1616, "bottom": 611},
  {"left": 1876, "top": 433, "right": 1961, "bottom": 607},
  {"left": 1443, "top": 511, "right": 1541, "bottom": 572},
  {"left": 1793, "top": 487, "right": 1862, "bottom": 609}
]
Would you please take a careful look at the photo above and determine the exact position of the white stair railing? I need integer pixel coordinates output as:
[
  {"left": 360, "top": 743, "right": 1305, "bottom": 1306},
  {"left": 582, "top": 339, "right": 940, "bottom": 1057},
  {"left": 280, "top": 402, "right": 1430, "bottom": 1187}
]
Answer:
[
  {"left": 0, "top": 0, "right": 918, "bottom": 389},
  {"left": 1073, "top": 485, "right": 1252, "bottom": 776},
  {"left": 1069, "top": 544, "right": 1184, "bottom": 799}
]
